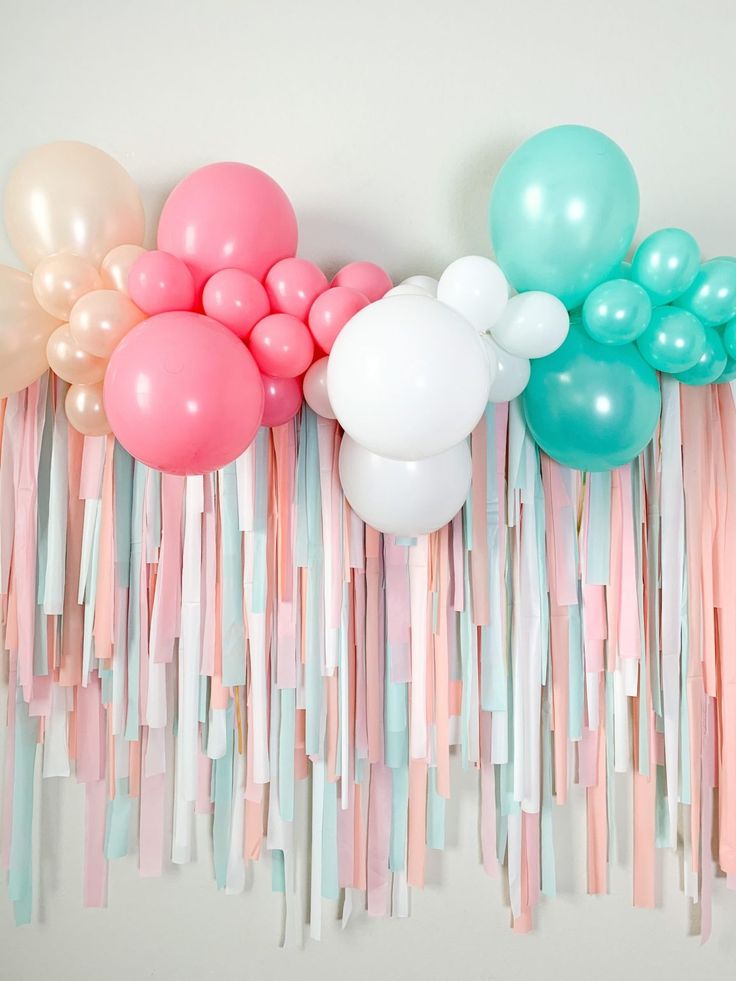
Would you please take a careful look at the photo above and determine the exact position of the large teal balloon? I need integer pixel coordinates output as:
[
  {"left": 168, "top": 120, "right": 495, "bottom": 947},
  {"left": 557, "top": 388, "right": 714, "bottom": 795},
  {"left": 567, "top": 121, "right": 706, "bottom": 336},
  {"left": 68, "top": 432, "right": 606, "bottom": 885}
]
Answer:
[
  {"left": 674, "top": 326, "right": 727, "bottom": 386},
  {"left": 522, "top": 322, "right": 661, "bottom": 472},
  {"left": 630, "top": 228, "right": 700, "bottom": 305},
  {"left": 582, "top": 278, "right": 651, "bottom": 345},
  {"left": 674, "top": 258, "right": 736, "bottom": 326},
  {"left": 636, "top": 307, "right": 706, "bottom": 374},
  {"left": 489, "top": 125, "right": 639, "bottom": 310}
]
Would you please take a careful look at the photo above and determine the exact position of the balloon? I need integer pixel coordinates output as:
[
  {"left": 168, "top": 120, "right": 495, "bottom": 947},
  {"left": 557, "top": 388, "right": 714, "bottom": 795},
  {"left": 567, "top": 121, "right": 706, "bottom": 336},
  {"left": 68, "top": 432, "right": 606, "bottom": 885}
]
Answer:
[
  {"left": 436, "top": 256, "right": 508, "bottom": 331},
  {"left": 331, "top": 261, "right": 392, "bottom": 301},
  {"left": 308, "top": 286, "right": 370, "bottom": 353},
  {"left": 636, "top": 307, "right": 706, "bottom": 373},
  {"left": 302, "top": 357, "right": 336, "bottom": 419},
  {"left": 157, "top": 162, "right": 298, "bottom": 293},
  {"left": 490, "top": 125, "right": 639, "bottom": 309},
  {"left": 201, "top": 269, "right": 270, "bottom": 340},
  {"left": 674, "top": 326, "right": 727, "bottom": 386},
  {"left": 69, "top": 289, "right": 144, "bottom": 359},
  {"left": 327, "top": 294, "right": 490, "bottom": 460},
  {"left": 674, "top": 258, "right": 736, "bottom": 326},
  {"left": 0, "top": 265, "right": 61, "bottom": 398},
  {"left": 65, "top": 382, "right": 110, "bottom": 436},
  {"left": 32, "top": 253, "right": 102, "bottom": 320},
  {"left": 522, "top": 322, "right": 661, "bottom": 471},
  {"left": 722, "top": 317, "right": 736, "bottom": 359},
  {"left": 261, "top": 374, "right": 303, "bottom": 427},
  {"left": 630, "top": 228, "right": 700, "bottom": 305},
  {"left": 339, "top": 434, "right": 471, "bottom": 537},
  {"left": 719, "top": 357, "right": 736, "bottom": 384},
  {"left": 4, "top": 141, "right": 144, "bottom": 270},
  {"left": 46, "top": 324, "right": 107, "bottom": 385},
  {"left": 100, "top": 244, "right": 146, "bottom": 293},
  {"left": 490, "top": 290, "right": 569, "bottom": 358},
  {"left": 127, "top": 250, "right": 196, "bottom": 315},
  {"left": 264, "top": 258, "right": 328, "bottom": 320},
  {"left": 581, "top": 279, "right": 652, "bottom": 345},
  {"left": 385, "top": 283, "right": 430, "bottom": 297},
  {"left": 400, "top": 275, "right": 438, "bottom": 296},
  {"left": 482, "top": 334, "right": 530, "bottom": 402},
  {"left": 104, "top": 312, "right": 264, "bottom": 475},
  {"left": 249, "top": 314, "right": 314, "bottom": 378}
]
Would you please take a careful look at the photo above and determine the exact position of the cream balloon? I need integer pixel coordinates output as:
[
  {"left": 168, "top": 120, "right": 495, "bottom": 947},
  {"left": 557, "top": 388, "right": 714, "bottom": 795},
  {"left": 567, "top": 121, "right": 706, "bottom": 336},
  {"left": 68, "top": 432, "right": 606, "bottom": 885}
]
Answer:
[
  {"left": 69, "top": 289, "right": 144, "bottom": 359},
  {"left": 65, "top": 382, "right": 110, "bottom": 436},
  {"left": 47, "top": 324, "right": 107, "bottom": 385},
  {"left": 482, "top": 335, "right": 531, "bottom": 403},
  {"left": 0, "top": 264, "right": 61, "bottom": 398},
  {"left": 490, "top": 291, "right": 570, "bottom": 359},
  {"left": 32, "top": 252, "right": 102, "bottom": 320},
  {"left": 302, "top": 357, "right": 336, "bottom": 419},
  {"left": 401, "top": 275, "right": 439, "bottom": 296},
  {"left": 100, "top": 244, "right": 146, "bottom": 293},
  {"left": 4, "top": 141, "right": 145, "bottom": 270},
  {"left": 437, "top": 256, "right": 509, "bottom": 331}
]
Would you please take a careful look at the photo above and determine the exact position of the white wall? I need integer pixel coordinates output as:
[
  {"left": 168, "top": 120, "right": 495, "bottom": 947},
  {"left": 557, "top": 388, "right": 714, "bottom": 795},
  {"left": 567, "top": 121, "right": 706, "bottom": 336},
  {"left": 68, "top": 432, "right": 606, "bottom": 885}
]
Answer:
[{"left": 2, "top": 0, "right": 736, "bottom": 977}]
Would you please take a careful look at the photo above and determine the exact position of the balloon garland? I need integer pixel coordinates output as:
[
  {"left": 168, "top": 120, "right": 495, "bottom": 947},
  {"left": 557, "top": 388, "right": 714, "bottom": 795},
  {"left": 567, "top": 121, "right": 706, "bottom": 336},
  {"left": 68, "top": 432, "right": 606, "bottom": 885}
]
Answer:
[{"left": 2, "top": 127, "right": 736, "bottom": 939}]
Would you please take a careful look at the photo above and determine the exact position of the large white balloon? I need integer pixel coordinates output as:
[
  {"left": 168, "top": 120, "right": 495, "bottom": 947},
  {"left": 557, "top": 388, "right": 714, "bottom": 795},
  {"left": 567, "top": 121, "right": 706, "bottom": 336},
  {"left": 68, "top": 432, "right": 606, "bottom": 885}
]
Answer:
[
  {"left": 490, "top": 291, "right": 569, "bottom": 358},
  {"left": 327, "top": 294, "right": 490, "bottom": 460},
  {"left": 436, "top": 255, "right": 508, "bottom": 331},
  {"left": 482, "top": 335, "right": 531, "bottom": 402},
  {"left": 339, "top": 435, "right": 471, "bottom": 536}
]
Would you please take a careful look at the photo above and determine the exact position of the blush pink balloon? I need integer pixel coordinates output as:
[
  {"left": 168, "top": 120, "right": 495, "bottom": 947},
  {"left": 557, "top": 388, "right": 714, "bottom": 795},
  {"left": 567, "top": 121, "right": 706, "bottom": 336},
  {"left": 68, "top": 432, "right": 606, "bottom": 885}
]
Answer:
[
  {"left": 264, "top": 258, "right": 328, "bottom": 321},
  {"left": 261, "top": 374, "right": 303, "bottom": 427},
  {"left": 127, "top": 250, "right": 196, "bottom": 315},
  {"left": 308, "top": 286, "right": 370, "bottom": 353},
  {"left": 302, "top": 357, "right": 336, "bottom": 419},
  {"left": 157, "top": 162, "right": 298, "bottom": 294},
  {"left": 202, "top": 268, "right": 270, "bottom": 340},
  {"left": 331, "top": 261, "right": 392, "bottom": 301},
  {"left": 249, "top": 314, "right": 314, "bottom": 378},
  {"left": 104, "top": 311, "right": 264, "bottom": 475}
]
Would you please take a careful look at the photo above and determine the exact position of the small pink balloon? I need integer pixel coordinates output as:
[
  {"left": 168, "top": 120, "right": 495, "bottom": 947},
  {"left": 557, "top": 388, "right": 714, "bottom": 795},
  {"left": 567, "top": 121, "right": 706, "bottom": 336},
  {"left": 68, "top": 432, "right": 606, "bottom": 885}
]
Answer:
[
  {"left": 202, "top": 268, "right": 270, "bottom": 340},
  {"left": 302, "top": 357, "right": 336, "bottom": 419},
  {"left": 331, "top": 261, "right": 392, "bottom": 301},
  {"left": 308, "top": 286, "right": 369, "bottom": 353},
  {"left": 249, "top": 314, "right": 314, "bottom": 378},
  {"left": 104, "top": 312, "right": 264, "bottom": 475},
  {"left": 261, "top": 374, "right": 303, "bottom": 427},
  {"left": 128, "top": 250, "right": 196, "bottom": 315},
  {"left": 264, "top": 258, "right": 328, "bottom": 321}
]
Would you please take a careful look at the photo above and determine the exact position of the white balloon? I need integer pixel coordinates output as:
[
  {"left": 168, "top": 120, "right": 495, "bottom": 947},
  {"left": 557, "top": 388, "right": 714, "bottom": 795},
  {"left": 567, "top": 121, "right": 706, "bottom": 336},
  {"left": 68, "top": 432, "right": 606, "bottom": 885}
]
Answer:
[
  {"left": 328, "top": 294, "right": 490, "bottom": 460},
  {"left": 303, "top": 357, "right": 336, "bottom": 419},
  {"left": 482, "top": 335, "right": 531, "bottom": 403},
  {"left": 490, "top": 291, "right": 569, "bottom": 358},
  {"left": 437, "top": 255, "right": 508, "bottom": 331},
  {"left": 385, "top": 283, "right": 429, "bottom": 297},
  {"left": 401, "top": 275, "right": 438, "bottom": 296},
  {"left": 339, "top": 435, "right": 471, "bottom": 537}
]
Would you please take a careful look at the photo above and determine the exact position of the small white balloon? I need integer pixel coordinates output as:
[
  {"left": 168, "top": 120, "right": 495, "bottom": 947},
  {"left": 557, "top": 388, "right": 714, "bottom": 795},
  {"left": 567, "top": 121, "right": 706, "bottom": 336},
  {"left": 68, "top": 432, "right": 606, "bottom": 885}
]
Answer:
[
  {"left": 491, "top": 291, "right": 569, "bottom": 358},
  {"left": 385, "top": 283, "right": 430, "bottom": 297},
  {"left": 437, "top": 255, "right": 508, "bottom": 331},
  {"left": 482, "top": 335, "right": 530, "bottom": 402},
  {"left": 303, "top": 357, "right": 336, "bottom": 419},
  {"left": 401, "top": 275, "right": 439, "bottom": 297},
  {"left": 339, "top": 435, "right": 471, "bottom": 537}
]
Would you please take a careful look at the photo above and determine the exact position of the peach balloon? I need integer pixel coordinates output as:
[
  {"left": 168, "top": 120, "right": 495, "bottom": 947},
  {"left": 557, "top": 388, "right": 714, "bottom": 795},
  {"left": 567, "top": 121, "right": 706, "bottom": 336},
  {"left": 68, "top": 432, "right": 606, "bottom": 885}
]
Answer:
[
  {"left": 65, "top": 382, "right": 110, "bottom": 436},
  {"left": 32, "top": 252, "right": 102, "bottom": 320},
  {"left": 69, "top": 289, "right": 144, "bottom": 359},
  {"left": 100, "top": 244, "right": 146, "bottom": 293},
  {"left": 4, "top": 141, "right": 145, "bottom": 270},
  {"left": 0, "top": 264, "right": 61, "bottom": 398},
  {"left": 47, "top": 324, "right": 107, "bottom": 385}
]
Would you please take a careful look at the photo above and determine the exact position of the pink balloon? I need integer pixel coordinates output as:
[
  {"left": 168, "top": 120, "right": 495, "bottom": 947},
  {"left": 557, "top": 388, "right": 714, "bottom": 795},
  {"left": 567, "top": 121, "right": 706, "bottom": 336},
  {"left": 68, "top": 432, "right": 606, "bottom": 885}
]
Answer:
[
  {"left": 302, "top": 357, "right": 336, "bottom": 419},
  {"left": 157, "top": 162, "right": 298, "bottom": 293},
  {"left": 261, "top": 374, "right": 303, "bottom": 427},
  {"left": 104, "top": 312, "right": 264, "bottom": 475},
  {"left": 128, "top": 250, "right": 196, "bottom": 315},
  {"left": 249, "top": 314, "right": 314, "bottom": 378},
  {"left": 308, "top": 286, "right": 369, "bottom": 353},
  {"left": 264, "top": 258, "right": 328, "bottom": 321},
  {"left": 201, "top": 268, "right": 270, "bottom": 340},
  {"left": 331, "top": 261, "right": 392, "bottom": 302}
]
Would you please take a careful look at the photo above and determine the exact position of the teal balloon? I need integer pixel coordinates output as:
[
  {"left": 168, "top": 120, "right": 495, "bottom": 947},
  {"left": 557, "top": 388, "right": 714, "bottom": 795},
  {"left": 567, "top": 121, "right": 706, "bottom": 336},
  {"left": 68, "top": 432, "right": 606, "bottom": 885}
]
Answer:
[
  {"left": 636, "top": 307, "right": 706, "bottom": 373},
  {"left": 582, "top": 278, "right": 652, "bottom": 345},
  {"left": 522, "top": 322, "right": 661, "bottom": 472},
  {"left": 674, "top": 326, "right": 727, "bottom": 386},
  {"left": 489, "top": 125, "right": 639, "bottom": 310},
  {"left": 721, "top": 316, "right": 736, "bottom": 358},
  {"left": 718, "top": 356, "right": 736, "bottom": 383},
  {"left": 674, "top": 258, "right": 736, "bottom": 326},
  {"left": 630, "top": 228, "right": 700, "bottom": 305}
]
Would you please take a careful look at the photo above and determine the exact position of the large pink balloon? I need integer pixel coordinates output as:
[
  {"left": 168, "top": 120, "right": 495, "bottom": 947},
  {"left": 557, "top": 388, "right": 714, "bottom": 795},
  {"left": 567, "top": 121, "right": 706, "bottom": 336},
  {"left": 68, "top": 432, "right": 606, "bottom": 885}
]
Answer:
[
  {"left": 157, "top": 163, "right": 298, "bottom": 294},
  {"left": 104, "top": 311, "right": 264, "bottom": 475}
]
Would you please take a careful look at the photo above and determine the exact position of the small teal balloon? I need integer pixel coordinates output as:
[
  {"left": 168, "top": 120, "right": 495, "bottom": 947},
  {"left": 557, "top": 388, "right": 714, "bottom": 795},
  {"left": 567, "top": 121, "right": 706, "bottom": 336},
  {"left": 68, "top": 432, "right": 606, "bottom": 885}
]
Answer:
[
  {"left": 636, "top": 307, "right": 706, "bottom": 373},
  {"left": 490, "top": 125, "right": 639, "bottom": 310},
  {"left": 674, "top": 258, "right": 736, "bottom": 326},
  {"left": 582, "top": 278, "right": 652, "bottom": 345},
  {"left": 674, "top": 326, "right": 727, "bottom": 386},
  {"left": 721, "top": 316, "right": 736, "bottom": 358},
  {"left": 630, "top": 228, "right": 700, "bottom": 305},
  {"left": 718, "top": 356, "right": 736, "bottom": 383},
  {"left": 522, "top": 321, "right": 661, "bottom": 472}
]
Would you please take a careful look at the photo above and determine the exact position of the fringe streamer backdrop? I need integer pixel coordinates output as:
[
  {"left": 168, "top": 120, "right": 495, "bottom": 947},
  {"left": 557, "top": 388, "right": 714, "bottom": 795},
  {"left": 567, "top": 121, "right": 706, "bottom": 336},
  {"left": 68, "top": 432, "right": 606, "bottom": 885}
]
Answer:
[{"left": 2, "top": 373, "right": 736, "bottom": 940}]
